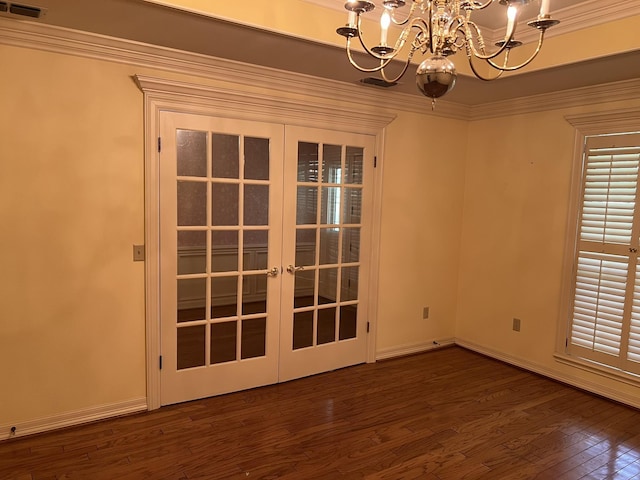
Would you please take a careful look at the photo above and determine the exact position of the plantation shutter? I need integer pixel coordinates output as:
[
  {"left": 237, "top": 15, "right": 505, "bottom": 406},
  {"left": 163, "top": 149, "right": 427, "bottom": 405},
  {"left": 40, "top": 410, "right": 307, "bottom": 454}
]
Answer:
[{"left": 568, "top": 133, "right": 640, "bottom": 374}]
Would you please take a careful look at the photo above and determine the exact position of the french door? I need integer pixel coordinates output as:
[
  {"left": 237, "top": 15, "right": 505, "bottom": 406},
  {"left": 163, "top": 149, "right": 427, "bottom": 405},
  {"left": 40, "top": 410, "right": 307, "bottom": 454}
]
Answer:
[{"left": 159, "top": 112, "right": 374, "bottom": 405}]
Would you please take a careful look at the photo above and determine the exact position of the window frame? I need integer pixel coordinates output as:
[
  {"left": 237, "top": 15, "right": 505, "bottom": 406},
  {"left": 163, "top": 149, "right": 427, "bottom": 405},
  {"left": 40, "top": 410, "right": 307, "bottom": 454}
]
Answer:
[{"left": 557, "top": 108, "right": 640, "bottom": 379}]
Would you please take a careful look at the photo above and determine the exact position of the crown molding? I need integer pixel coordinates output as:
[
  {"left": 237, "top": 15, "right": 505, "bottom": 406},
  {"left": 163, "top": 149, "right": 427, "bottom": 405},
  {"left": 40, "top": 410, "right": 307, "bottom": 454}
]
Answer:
[
  {"left": 498, "top": 0, "right": 640, "bottom": 46},
  {"left": 0, "top": 16, "right": 633, "bottom": 123},
  {"left": 468, "top": 77, "right": 640, "bottom": 121},
  {"left": 0, "top": 16, "right": 467, "bottom": 120}
]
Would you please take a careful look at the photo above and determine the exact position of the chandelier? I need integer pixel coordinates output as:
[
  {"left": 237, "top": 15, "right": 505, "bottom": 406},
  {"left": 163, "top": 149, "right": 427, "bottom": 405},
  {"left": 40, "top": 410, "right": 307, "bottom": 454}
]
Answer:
[{"left": 336, "top": 0, "right": 560, "bottom": 104}]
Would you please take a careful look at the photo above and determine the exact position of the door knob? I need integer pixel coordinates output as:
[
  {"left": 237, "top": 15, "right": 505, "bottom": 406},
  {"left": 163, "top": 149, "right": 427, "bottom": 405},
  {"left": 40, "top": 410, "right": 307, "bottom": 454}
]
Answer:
[
  {"left": 266, "top": 266, "right": 280, "bottom": 277},
  {"left": 286, "top": 265, "right": 304, "bottom": 274}
]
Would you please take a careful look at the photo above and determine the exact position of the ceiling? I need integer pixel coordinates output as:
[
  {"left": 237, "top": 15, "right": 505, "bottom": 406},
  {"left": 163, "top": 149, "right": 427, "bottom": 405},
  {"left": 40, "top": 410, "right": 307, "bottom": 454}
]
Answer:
[
  {"left": 1, "top": 0, "right": 639, "bottom": 106},
  {"left": 307, "top": 0, "right": 580, "bottom": 30}
]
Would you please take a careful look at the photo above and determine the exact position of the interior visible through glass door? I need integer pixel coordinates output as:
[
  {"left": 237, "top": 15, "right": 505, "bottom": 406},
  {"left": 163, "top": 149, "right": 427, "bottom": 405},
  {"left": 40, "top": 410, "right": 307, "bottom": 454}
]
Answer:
[{"left": 291, "top": 142, "right": 364, "bottom": 349}]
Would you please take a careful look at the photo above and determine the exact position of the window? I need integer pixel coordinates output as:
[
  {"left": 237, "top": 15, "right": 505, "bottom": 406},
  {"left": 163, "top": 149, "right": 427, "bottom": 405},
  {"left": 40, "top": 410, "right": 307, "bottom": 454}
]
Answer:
[{"left": 567, "top": 132, "right": 640, "bottom": 375}]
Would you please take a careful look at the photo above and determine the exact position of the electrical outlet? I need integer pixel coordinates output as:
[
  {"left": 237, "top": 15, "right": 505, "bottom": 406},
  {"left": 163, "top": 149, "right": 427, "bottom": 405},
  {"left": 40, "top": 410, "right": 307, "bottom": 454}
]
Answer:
[
  {"left": 423, "top": 306, "right": 429, "bottom": 319},
  {"left": 513, "top": 318, "right": 521, "bottom": 332}
]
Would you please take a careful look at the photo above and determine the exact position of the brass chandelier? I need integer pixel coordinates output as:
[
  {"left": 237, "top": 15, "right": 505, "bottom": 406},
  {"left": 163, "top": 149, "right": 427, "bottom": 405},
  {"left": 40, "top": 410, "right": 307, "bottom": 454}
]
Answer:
[{"left": 336, "top": 0, "right": 560, "bottom": 103}]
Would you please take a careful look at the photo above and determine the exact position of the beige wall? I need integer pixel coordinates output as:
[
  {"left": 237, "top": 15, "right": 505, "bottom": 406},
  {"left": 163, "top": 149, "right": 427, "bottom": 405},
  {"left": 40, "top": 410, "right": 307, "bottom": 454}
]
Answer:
[
  {"left": 377, "top": 113, "right": 466, "bottom": 351},
  {"left": 0, "top": 45, "right": 147, "bottom": 423},
  {"left": 456, "top": 98, "right": 640, "bottom": 399},
  {"left": 0, "top": 40, "right": 464, "bottom": 427},
  {"left": 1, "top": 3, "right": 639, "bottom": 432}
]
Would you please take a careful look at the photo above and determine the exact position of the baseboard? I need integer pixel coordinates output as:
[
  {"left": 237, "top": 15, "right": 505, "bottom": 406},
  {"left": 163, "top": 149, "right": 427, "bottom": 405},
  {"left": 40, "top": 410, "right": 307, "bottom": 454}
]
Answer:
[
  {"left": 1, "top": 397, "right": 148, "bottom": 441},
  {"left": 455, "top": 338, "right": 640, "bottom": 410},
  {"left": 376, "top": 337, "right": 456, "bottom": 361}
]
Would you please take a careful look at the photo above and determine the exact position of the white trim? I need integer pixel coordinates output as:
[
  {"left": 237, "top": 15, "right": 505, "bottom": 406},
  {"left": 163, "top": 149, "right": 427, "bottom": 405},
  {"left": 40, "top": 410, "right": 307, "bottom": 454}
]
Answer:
[
  {"left": 469, "top": 78, "right": 640, "bottom": 121},
  {"left": 6, "top": 14, "right": 636, "bottom": 121},
  {"left": 142, "top": 88, "right": 162, "bottom": 411},
  {"left": 366, "top": 130, "right": 387, "bottom": 363},
  {"left": 565, "top": 107, "right": 640, "bottom": 134},
  {"left": 0, "top": 17, "right": 467, "bottom": 120},
  {"left": 375, "top": 338, "right": 456, "bottom": 360},
  {"left": 0, "top": 398, "right": 147, "bottom": 441},
  {"left": 456, "top": 339, "right": 640, "bottom": 410},
  {"left": 136, "top": 75, "right": 394, "bottom": 409},
  {"left": 554, "top": 352, "right": 640, "bottom": 389},
  {"left": 555, "top": 108, "right": 640, "bottom": 378},
  {"left": 134, "top": 75, "right": 397, "bottom": 133}
]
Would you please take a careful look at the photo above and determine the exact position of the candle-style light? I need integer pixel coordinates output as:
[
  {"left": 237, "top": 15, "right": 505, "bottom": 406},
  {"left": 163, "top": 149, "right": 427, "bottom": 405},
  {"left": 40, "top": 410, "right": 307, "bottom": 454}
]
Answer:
[{"left": 336, "top": 0, "right": 560, "bottom": 105}]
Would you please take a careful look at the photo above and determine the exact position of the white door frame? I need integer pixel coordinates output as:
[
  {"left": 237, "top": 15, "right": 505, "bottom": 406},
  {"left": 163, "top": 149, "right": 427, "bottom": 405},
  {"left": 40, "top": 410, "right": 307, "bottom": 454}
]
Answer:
[{"left": 135, "top": 75, "right": 396, "bottom": 410}]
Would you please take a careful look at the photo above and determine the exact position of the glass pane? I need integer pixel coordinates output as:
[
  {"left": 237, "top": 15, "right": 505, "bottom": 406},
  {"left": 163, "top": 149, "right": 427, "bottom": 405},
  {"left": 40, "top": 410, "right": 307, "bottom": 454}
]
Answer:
[
  {"left": 212, "top": 133, "right": 239, "bottom": 179},
  {"left": 321, "top": 187, "right": 341, "bottom": 225},
  {"left": 293, "top": 311, "right": 313, "bottom": 350},
  {"left": 245, "top": 230, "right": 268, "bottom": 271},
  {"left": 245, "top": 185, "right": 269, "bottom": 226},
  {"left": 211, "top": 275, "right": 238, "bottom": 318},
  {"left": 296, "top": 229, "right": 316, "bottom": 267},
  {"left": 245, "top": 137, "right": 269, "bottom": 180},
  {"left": 322, "top": 144, "right": 342, "bottom": 184},
  {"left": 345, "top": 146, "right": 363, "bottom": 185},
  {"left": 243, "top": 274, "right": 267, "bottom": 314},
  {"left": 318, "top": 268, "right": 337, "bottom": 305},
  {"left": 298, "top": 142, "right": 319, "bottom": 182},
  {"left": 343, "top": 188, "right": 362, "bottom": 224},
  {"left": 341, "top": 266, "right": 359, "bottom": 302},
  {"left": 177, "top": 325, "right": 205, "bottom": 370},
  {"left": 177, "top": 130, "right": 207, "bottom": 177},
  {"left": 212, "top": 183, "right": 239, "bottom": 226},
  {"left": 178, "top": 231, "right": 206, "bottom": 274},
  {"left": 177, "top": 181, "right": 207, "bottom": 226},
  {"left": 211, "top": 321, "right": 237, "bottom": 364},
  {"left": 241, "top": 318, "right": 266, "bottom": 359},
  {"left": 319, "top": 228, "right": 339, "bottom": 265},
  {"left": 339, "top": 305, "right": 357, "bottom": 340},
  {"left": 177, "top": 278, "right": 206, "bottom": 323},
  {"left": 317, "top": 307, "right": 336, "bottom": 345},
  {"left": 294, "top": 269, "right": 315, "bottom": 308},
  {"left": 211, "top": 231, "right": 238, "bottom": 273},
  {"left": 342, "top": 228, "right": 360, "bottom": 263},
  {"left": 296, "top": 186, "right": 318, "bottom": 225}
]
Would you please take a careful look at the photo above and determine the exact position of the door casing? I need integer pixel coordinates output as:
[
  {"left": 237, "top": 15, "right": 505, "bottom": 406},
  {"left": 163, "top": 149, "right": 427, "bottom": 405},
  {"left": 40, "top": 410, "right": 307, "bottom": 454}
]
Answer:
[{"left": 136, "top": 74, "right": 395, "bottom": 410}]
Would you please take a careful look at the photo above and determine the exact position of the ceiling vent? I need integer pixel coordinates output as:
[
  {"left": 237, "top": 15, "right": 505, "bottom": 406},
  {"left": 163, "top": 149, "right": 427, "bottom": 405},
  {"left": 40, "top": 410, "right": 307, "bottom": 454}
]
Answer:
[
  {"left": 0, "top": 2, "right": 44, "bottom": 18},
  {"left": 360, "top": 77, "right": 398, "bottom": 88}
]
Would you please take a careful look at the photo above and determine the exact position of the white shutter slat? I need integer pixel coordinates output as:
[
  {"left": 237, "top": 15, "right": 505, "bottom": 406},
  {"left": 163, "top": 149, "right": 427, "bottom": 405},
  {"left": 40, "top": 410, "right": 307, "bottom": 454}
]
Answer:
[
  {"left": 570, "top": 253, "right": 627, "bottom": 356},
  {"left": 570, "top": 134, "right": 640, "bottom": 371},
  {"left": 578, "top": 149, "right": 639, "bottom": 245}
]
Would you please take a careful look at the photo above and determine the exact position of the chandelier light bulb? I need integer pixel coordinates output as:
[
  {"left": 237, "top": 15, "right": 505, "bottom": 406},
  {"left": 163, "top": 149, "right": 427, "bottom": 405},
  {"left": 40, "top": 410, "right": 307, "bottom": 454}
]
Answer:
[
  {"left": 540, "top": 0, "right": 550, "bottom": 16},
  {"left": 380, "top": 9, "right": 391, "bottom": 45}
]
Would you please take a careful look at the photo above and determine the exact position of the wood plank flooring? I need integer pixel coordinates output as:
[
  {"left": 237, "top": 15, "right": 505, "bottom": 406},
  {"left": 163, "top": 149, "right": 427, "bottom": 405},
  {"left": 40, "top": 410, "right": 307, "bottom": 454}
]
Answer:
[{"left": 2, "top": 346, "right": 640, "bottom": 479}]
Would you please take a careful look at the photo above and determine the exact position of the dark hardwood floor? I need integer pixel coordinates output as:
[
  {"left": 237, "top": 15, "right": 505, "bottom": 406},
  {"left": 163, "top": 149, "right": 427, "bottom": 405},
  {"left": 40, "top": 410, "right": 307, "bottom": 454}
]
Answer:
[{"left": 3, "top": 346, "right": 640, "bottom": 479}]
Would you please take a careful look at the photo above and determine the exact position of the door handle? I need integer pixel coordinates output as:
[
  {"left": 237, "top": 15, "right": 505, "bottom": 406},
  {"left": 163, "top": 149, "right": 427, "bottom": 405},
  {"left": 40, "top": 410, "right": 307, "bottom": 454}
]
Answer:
[
  {"left": 286, "top": 265, "right": 304, "bottom": 274},
  {"left": 266, "top": 266, "right": 280, "bottom": 277}
]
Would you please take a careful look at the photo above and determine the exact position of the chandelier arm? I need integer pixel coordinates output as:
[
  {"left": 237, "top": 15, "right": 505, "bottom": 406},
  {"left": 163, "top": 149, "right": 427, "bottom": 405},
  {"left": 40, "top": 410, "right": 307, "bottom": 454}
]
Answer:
[
  {"left": 486, "top": 31, "right": 546, "bottom": 71},
  {"left": 466, "top": 54, "right": 506, "bottom": 81},
  {"left": 379, "top": 50, "right": 416, "bottom": 84},
  {"left": 463, "top": 15, "right": 518, "bottom": 61},
  {"left": 466, "top": 0, "right": 498, "bottom": 11},
  {"left": 345, "top": 39, "right": 396, "bottom": 73},
  {"left": 389, "top": 0, "right": 420, "bottom": 27}
]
